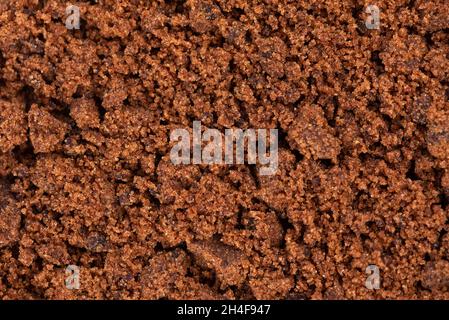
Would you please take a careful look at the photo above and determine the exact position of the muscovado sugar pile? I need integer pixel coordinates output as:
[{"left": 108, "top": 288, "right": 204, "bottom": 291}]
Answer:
[{"left": 0, "top": 0, "right": 449, "bottom": 299}]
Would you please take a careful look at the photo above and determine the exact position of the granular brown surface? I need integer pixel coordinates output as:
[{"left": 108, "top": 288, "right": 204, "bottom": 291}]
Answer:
[{"left": 0, "top": 0, "right": 449, "bottom": 300}]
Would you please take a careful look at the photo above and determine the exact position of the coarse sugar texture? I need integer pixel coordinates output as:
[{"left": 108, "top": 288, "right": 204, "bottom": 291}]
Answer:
[{"left": 0, "top": 0, "right": 449, "bottom": 300}]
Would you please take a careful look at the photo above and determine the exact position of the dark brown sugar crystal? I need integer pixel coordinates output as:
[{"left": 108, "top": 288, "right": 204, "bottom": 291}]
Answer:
[{"left": 0, "top": 0, "right": 449, "bottom": 300}]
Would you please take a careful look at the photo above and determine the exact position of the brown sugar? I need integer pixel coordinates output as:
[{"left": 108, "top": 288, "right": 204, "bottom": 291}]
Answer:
[
  {"left": 0, "top": 0, "right": 448, "bottom": 300},
  {"left": 28, "top": 104, "right": 69, "bottom": 153}
]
